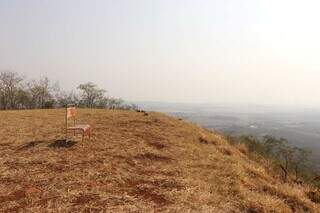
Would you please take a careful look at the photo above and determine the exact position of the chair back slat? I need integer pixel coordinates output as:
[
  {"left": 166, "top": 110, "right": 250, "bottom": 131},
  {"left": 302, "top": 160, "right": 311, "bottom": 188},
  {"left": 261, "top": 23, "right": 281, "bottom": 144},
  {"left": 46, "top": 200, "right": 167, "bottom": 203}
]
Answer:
[{"left": 67, "top": 107, "right": 76, "bottom": 119}]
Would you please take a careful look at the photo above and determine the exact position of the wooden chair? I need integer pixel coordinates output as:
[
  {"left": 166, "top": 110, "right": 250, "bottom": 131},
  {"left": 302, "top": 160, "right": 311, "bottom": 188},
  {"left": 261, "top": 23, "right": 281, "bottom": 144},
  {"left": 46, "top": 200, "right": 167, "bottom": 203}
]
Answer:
[{"left": 66, "top": 105, "right": 91, "bottom": 142}]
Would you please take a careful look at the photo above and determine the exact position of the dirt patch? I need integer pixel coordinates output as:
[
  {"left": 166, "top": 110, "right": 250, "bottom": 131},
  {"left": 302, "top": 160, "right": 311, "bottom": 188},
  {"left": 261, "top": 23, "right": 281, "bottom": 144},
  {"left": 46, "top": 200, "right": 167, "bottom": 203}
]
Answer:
[
  {"left": 47, "top": 163, "right": 70, "bottom": 172},
  {"left": 48, "top": 139, "right": 77, "bottom": 148},
  {"left": 125, "top": 176, "right": 183, "bottom": 206},
  {"left": 131, "top": 185, "right": 172, "bottom": 206},
  {"left": 126, "top": 179, "right": 174, "bottom": 206},
  {"left": 136, "top": 167, "right": 180, "bottom": 177},
  {"left": 0, "top": 142, "right": 11, "bottom": 147},
  {"left": 112, "top": 154, "right": 137, "bottom": 166},
  {"left": 147, "top": 141, "right": 166, "bottom": 149},
  {"left": 199, "top": 136, "right": 209, "bottom": 144},
  {"left": 3, "top": 161, "right": 25, "bottom": 169},
  {"left": 151, "top": 179, "right": 183, "bottom": 190},
  {"left": 134, "top": 153, "right": 172, "bottom": 162},
  {"left": 36, "top": 196, "right": 59, "bottom": 206},
  {"left": 196, "top": 164, "right": 218, "bottom": 170},
  {"left": 218, "top": 147, "right": 233, "bottom": 156},
  {"left": 0, "top": 190, "right": 26, "bottom": 203},
  {"left": 25, "top": 187, "right": 41, "bottom": 195},
  {"left": 307, "top": 190, "right": 320, "bottom": 204},
  {"left": 198, "top": 136, "right": 217, "bottom": 145},
  {"left": 0, "top": 177, "right": 20, "bottom": 184},
  {"left": 18, "top": 140, "right": 46, "bottom": 150},
  {"left": 72, "top": 194, "right": 100, "bottom": 205},
  {"left": 133, "top": 132, "right": 168, "bottom": 149}
]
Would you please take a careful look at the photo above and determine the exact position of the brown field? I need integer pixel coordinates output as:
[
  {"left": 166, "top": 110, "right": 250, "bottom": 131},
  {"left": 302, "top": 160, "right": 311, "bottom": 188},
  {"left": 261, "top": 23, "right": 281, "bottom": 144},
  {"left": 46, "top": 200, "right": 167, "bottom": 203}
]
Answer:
[{"left": 0, "top": 109, "right": 319, "bottom": 212}]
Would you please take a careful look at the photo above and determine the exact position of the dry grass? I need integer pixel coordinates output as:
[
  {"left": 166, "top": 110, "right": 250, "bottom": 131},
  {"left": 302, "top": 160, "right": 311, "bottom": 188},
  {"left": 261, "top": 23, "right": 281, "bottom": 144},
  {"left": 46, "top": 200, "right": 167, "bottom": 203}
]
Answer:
[{"left": 0, "top": 109, "right": 319, "bottom": 212}]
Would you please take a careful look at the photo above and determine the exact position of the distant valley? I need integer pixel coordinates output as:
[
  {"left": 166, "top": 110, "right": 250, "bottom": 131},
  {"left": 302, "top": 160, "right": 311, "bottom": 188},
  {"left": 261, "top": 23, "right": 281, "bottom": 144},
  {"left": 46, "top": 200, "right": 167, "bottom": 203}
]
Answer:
[{"left": 139, "top": 102, "right": 320, "bottom": 170}]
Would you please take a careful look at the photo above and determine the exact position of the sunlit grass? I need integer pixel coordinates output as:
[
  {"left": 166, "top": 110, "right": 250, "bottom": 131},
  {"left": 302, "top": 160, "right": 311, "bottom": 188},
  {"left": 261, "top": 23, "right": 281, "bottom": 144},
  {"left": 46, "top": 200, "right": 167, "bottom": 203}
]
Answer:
[{"left": 0, "top": 109, "right": 319, "bottom": 212}]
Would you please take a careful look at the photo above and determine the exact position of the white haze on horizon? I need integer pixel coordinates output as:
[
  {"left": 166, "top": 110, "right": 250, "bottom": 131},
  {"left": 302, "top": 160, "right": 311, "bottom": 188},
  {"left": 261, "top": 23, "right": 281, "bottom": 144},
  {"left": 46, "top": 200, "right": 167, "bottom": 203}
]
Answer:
[{"left": 1, "top": 0, "right": 320, "bottom": 107}]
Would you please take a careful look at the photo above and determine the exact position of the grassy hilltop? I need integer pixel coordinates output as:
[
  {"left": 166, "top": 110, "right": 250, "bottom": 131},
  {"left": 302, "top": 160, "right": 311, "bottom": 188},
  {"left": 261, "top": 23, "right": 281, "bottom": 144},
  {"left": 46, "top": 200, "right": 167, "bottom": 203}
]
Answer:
[{"left": 0, "top": 109, "right": 319, "bottom": 212}]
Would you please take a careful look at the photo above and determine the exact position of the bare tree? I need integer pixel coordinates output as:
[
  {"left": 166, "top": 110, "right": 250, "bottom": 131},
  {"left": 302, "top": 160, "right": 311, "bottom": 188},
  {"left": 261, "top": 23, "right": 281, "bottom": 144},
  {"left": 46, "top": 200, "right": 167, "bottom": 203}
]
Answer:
[
  {"left": 291, "top": 147, "right": 311, "bottom": 181},
  {"left": 0, "top": 72, "right": 136, "bottom": 110},
  {"left": 78, "top": 82, "right": 106, "bottom": 108},
  {"left": 56, "top": 90, "right": 79, "bottom": 107},
  {"left": 28, "top": 77, "right": 55, "bottom": 109},
  {"left": 0, "top": 71, "right": 23, "bottom": 109},
  {"left": 15, "top": 88, "right": 32, "bottom": 109}
]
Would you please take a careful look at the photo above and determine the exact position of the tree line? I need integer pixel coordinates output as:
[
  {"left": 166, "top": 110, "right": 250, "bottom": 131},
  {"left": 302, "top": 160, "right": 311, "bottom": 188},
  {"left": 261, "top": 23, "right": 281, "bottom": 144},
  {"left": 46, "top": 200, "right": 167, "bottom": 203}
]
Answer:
[
  {"left": 0, "top": 71, "right": 138, "bottom": 110},
  {"left": 229, "top": 134, "right": 315, "bottom": 184}
]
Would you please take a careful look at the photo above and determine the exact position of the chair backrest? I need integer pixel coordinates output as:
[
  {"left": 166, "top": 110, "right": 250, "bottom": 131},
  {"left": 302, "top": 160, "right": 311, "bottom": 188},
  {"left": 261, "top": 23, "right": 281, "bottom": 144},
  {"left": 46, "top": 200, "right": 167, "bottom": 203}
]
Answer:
[{"left": 67, "top": 107, "right": 76, "bottom": 119}]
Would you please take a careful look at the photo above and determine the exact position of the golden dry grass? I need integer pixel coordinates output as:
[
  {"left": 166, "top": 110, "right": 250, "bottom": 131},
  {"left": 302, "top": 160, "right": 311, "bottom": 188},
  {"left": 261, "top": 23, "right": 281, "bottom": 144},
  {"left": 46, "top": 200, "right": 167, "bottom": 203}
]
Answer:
[{"left": 0, "top": 109, "right": 319, "bottom": 212}]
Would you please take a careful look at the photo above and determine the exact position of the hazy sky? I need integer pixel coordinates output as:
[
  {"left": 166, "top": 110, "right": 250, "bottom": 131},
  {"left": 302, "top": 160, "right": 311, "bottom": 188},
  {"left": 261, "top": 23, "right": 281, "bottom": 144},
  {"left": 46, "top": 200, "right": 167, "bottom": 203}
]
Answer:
[{"left": 1, "top": 0, "right": 320, "bottom": 106}]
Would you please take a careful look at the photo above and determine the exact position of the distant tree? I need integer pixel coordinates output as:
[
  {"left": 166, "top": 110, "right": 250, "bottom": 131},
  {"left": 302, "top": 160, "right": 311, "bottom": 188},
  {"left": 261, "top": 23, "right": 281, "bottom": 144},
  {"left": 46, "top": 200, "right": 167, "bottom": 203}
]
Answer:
[
  {"left": 275, "top": 139, "right": 294, "bottom": 182},
  {"left": 291, "top": 147, "right": 311, "bottom": 181},
  {"left": 77, "top": 82, "right": 106, "bottom": 108},
  {"left": 15, "top": 88, "right": 32, "bottom": 109},
  {"left": 0, "top": 71, "right": 24, "bottom": 109},
  {"left": 237, "top": 135, "right": 265, "bottom": 154},
  {"left": 233, "top": 134, "right": 313, "bottom": 183},
  {"left": 56, "top": 90, "right": 79, "bottom": 107},
  {"left": 0, "top": 72, "right": 138, "bottom": 111},
  {"left": 28, "top": 77, "right": 55, "bottom": 109},
  {"left": 262, "top": 135, "right": 283, "bottom": 156}
]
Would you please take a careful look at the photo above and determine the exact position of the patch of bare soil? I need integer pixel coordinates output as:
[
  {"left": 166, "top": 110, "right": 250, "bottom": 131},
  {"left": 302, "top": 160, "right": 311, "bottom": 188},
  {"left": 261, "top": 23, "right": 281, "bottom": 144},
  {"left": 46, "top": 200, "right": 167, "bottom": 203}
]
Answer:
[{"left": 133, "top": 152, "right": 172, "bottom": 162}]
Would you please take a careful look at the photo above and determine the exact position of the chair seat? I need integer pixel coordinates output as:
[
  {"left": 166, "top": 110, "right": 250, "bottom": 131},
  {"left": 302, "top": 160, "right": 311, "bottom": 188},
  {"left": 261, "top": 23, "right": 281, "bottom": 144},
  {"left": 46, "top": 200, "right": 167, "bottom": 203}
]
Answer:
[{"left": 67, "top": 124, "right": 91, "bottom": 132}]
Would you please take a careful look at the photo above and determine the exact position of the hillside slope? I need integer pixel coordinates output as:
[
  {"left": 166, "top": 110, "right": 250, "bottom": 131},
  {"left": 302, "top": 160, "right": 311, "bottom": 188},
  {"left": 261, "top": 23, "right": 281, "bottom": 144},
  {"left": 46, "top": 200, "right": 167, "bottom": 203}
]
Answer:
[{"left": 0, "top": 109, "right": 319, "bottom": 212}]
